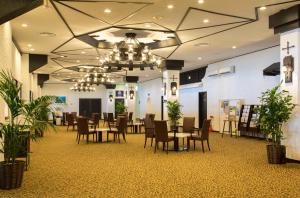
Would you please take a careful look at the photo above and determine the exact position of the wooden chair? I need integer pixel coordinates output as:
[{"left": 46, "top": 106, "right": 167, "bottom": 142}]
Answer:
[
  {"left": 144, "top": 114, "right": 155, "bottom": 148},
  {"left": 89, "top": 113, "right": 100, "bottom": 129},
  {"left": 154, "top": 120, "right": 174, "bottom": 154},
  {"left": 77, "top": 117, "right": 97, "bottom": 144},
  {"left": 71, "top": 112, "right": 77, "bottom": 121},
  {"left": 67, "top": 113, "right": 77, "bottom": 131},
  {"left": 107, "top": 113, "right": 115, "bottom": 124},
  {"left": 187, "top": 119, "right": 211, "bottom": 152},
  {"left": 180, "top": 117, "right": 195, "bottom": 147},
  {"left": 107, "top": 116, "right": 126, "bottom": 143}
]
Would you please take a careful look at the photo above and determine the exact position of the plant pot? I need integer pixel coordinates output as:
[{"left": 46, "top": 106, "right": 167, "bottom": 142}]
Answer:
[
  {"left": 0, "top": 160, "right": 25, "bottom": 190},
  {"left": 266, "top": 144, "right": 286, "bottom": 164}
]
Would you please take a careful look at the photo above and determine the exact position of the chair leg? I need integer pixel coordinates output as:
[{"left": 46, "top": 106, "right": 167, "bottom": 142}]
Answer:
[
  {"left": 154, "top": 141, "right": 157, "bottom": 153},
  {"left": 222, "top": 121, "right": 226, "bottom": 138},
  {"left": 67, "top": 125, "right": 69, "bottom": 131},
  {"left": 144, "top": 137, "right": 147, "bottom": 148},
  {"left": 207, "top": 139, "right": 210, "bottom": 151},
  {"left": 122, "top": 132, "right": 126, "bottom": 142},
  {"left": 118, "top": 133, "right": 120, "bottom": 143},
  {"left": 86, "top": 134, "right": 89, "bottom": 144},
  {"left": 107, "top": 132, "right": 109, "bottom": 142},
  {"left": 187, "top": 138, "right": 190, "bottom": 150},
  {"left": 163, "top": 142, "right": 165, "bottom": 151},
  {"left": 201, "top": 140, "right": 204, "bottom": 153},
  {"left": 151, "top": 137, "right": 154, "bottom": 147},
  {"left": 166, "top": 142, "right": 169, "bottom": 154},
  {"left": 194, "top": 140, "right": 196, "bottom": 150},
  {"left": 77, "top": 134, "right": 81, "bottom": 144}
]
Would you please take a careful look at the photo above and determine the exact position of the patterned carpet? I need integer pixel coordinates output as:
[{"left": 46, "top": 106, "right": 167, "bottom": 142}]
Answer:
[{"left": 0, "top": 126, "right": 300, "bottom": 198}]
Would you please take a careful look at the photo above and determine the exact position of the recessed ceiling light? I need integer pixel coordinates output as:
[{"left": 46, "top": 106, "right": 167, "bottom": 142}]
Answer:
[
  {"left": 145, "top": 24, "right": 151, "bottom": 28},
  {"left": 167, "top": 5, "right": 174, "bottom": 9},
  {"left": 96, "top": 57, "right": 99, "bottom": 60},
  {"left": 232, "top": 46, "right": 237, "bottom": 49},
  {"left": 198, "top": 0, "right": 205, "bottom": 4},
  {"left": 152, "top": 16, "right": 163, "bottom": 20},
  {"left": 27, "top": 44, "right": 32, "bottom": 47},
  {"left": 203, "top": 19, "right": 209, "bottom": 23},
  {"left": 40, "top": 32, "right": 56, "bottom": 37},
  {"left": 30, "top": 48, "right": 35, "bottom": 51},
  {"left": 259, "top": 6, "right": 267, "bottom": 11},
  {"left": 60, "top": 55, "right": 65, "bottom": 58},
  {"left": 21, "top": 23, "right": 28, "bottom": 27},
  {"left": 104, "top": 8, "right": 111, "bottom": 13},
  {"left": 81, "top": 51, "right": 86, "bottom": 54},
  {"left": 198, "top": 57, "right": 202, "bottom": 60},
  {"left": 76, "top": 60, "right": 80, "bottom": 63}
]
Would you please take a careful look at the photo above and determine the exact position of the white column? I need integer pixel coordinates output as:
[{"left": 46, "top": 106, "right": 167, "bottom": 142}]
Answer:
[
  {"left": 163, "top": 70, "right": 180, "bottom": 120},
  {"left": 280, "top": 28, "right": 300, "bottom": 160},
  {"left": 106, "top": 89, "right": 115, "bottom": 113},
  {"left": 21, "top": 54, "right": 30, "bottom": 102}
]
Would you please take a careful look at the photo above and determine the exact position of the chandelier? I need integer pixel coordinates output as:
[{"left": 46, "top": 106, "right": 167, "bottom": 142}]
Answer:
[
  {"left": 83, "top": 72, "right": 115, "bottom": 85},
  {"left": 70, "top": 80, "right": 96, "bottom": 92},
  {"left": 101, "top": 33, "right": 162, "bottom": 70}
]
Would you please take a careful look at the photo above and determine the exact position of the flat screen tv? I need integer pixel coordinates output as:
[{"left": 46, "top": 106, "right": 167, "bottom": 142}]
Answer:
[{"left": 56, "top": 96, "right": 66, "bottom": 103}]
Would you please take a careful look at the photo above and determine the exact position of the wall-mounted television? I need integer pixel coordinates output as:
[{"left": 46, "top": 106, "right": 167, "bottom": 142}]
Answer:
[
  {"left": 115, "top": 90, "right": 124, "bottom": 98},
  {"left": 56, "top": 96, "right": 66, "bottom": 103}
]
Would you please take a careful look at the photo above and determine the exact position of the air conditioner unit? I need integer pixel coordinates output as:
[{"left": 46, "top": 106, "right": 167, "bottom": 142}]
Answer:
[
  {"left": 207, "top": 70, "right": 219, "bottom": 77},
  {"left": 180, "top": 82, "right": 203, "bottom": 90},
  {"left": 219, "top": 66, "right": 235, "bottom": 75}
]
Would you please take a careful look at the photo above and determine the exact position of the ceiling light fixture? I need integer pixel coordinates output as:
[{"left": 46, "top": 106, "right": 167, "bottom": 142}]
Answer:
[
  {"left": 232, "top": 46, "right": 237, "bottom": 49},
  {"left": 102, "top": 32, "right": 162, "bottom": 71},
  {"left": 198, "top": 0, "right": 205, "bottom": 4},
  {"left": 76, "top": 60, "right": 80, "bottom": 63},
  {"left": 104, "top": 8, "right": 111, "bottom": 13},
  {"left": 198, "top": 57, "right": 202, "bottom": 60},
  {"left": 81, "top": 51, "right": 86, "bottom": 54},
  {"left": 203, "top": 19, "right": 209, "bottom": 23},
  {"left": 259, "top": 6, "right": 267, "bottom": 11},
  {"left": 21, "top": 23, "right": 28, "bottom": 27},
  {"left": 145, "top": 24, "right": 151, "bottom": 28},
  {"left": 30, "top": 48, "right": 35, "bottom": 51},
  {"left": 167, "top": 5, "right": 174, "bottom": 9},
  {"left": 27, "top": 44, "right": 32, "bottom": 47},
  {"left": 39, "top": 32, "right": 56, "bottom": 37}
]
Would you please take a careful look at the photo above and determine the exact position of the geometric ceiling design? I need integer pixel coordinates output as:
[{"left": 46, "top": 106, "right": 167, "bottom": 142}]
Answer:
[{"left": 10, "top": 0, "right": 300, "bottom": 82}]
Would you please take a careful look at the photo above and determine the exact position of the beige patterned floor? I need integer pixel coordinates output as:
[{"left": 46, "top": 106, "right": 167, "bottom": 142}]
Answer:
[{"left": 0, "top": 126, "right": 300, "bottom": 198}]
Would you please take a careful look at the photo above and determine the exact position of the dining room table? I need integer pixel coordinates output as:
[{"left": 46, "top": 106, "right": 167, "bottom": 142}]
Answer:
[{"left": 168, "top": 127, "right": 191, "bottom": 151}]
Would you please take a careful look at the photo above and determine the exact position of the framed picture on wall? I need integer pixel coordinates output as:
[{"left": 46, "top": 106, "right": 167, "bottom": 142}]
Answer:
[{"left": 115, "top": 90, "right": 124, "bottom": 98}]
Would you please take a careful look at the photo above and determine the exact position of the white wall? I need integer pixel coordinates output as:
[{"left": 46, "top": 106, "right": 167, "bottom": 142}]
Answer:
[
  {"left": 0, "top": 22, "right": 33, "bottom": 161},
  {"left": 138, "top": 47, "right": 280, "bottom": 129},
  {"left": 138, "top": 78, "right": 163, "bottom": 120},
  {"left": 180, "top": 46, "right": 280, "bottom": 129},
  {"left": 41, "top": 83, "right": 108, "bottom": 114}
]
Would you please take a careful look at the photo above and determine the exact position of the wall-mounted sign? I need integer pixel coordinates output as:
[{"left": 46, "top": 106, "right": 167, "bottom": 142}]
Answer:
[
  {"left": 283, "top": 55, "right": 294, "bottom": 83},
  {"left": 115, "top": 90, "right": 124, "bottom": 97}
]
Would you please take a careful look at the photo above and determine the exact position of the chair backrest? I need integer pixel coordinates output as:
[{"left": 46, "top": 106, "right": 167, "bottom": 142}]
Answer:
[
  {"left": 107, "top": 113, "right": 114, "bottom": 122},
  {"left": 77, "top": 117, "right": 89, "bottom": 134},
  {"left": 103, "top": 112, "right": 108, "bottom": 121},
  {"left": 145, "top": 114, "right": 155, "bottom": 136},
  {"left": 117, "top": 117, "right": 127, "bottom": 134},
  {"left": 67, "top": 113, "right": 75, "bottom": 124},
  {"left": 201, "top": 119, "right": 211, "bottom": 139},
  {"left": 183, "top": 117, "right": 195, "bottom": 133},
  {"left": 71, "top": 112, "right": 77, "bottom": 120},
  {"left": 91, "top": 113, "right": 100, "bottom": 123},
  {"left": 128, "top": 112, "right": 133, "bottom": 121},
  {"left": 154, "top": 120, "right": 169, "bottom": 141}
]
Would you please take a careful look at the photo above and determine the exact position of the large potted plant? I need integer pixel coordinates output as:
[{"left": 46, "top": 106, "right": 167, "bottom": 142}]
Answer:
[
  {"left": 166, "top": 100, "right": 182, "bottom": 129},
  {"left": 0, "top": 70, "right": 55, "bottom": 189},
  {"left": 256, "top": 84, "right": 295, "bottom": 164},
  {"left": 115, "top": 102, "right": 127, "bottom": 116}
]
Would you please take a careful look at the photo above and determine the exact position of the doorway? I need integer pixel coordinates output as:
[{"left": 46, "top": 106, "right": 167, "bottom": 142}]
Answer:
[
  {"left": 79, "top": 98, "right": 102, "bottom": 118},
  {"left": 198, "top": 92, "right": 207, "bottom": 128}
]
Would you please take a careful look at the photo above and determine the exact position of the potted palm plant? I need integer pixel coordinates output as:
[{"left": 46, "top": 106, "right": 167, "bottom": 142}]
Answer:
[
  {"left": 0, "top": 70, "right": 55, "bottom": 189},
  {"left": 256, "top": 84, "right": 295, "bottom": 164},
  {"left": 166, "top": 100, "right": 182, "bottom": 129}
]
